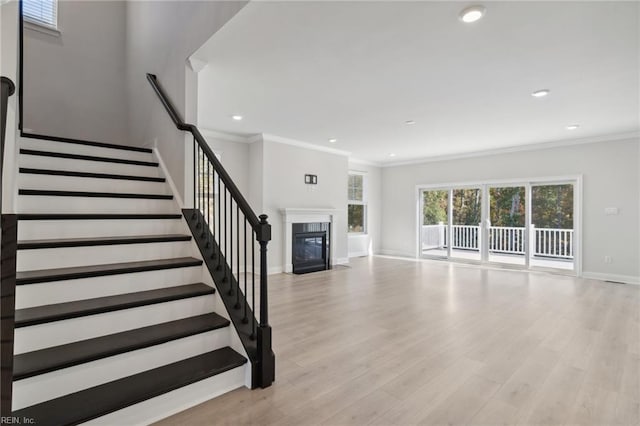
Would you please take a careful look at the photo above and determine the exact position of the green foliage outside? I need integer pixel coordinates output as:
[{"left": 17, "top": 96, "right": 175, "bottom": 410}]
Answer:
[{"left": 423, "top": 184, "right": 573, "bottom": 229}]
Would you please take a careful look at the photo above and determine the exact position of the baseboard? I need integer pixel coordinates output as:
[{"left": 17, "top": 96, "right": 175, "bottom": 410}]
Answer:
[
  {"left": 268, "top": 266, "right": 283, "bottom": 275},
  {"left": 378, "top": 249, "right": 416, "bottom": 258},
  {"left": 335, "top": 257, "right": 349, "bottom": 265},
  {"left": 582, "top": 272, "right": 639, "bottom": 285},
  {"left": 153, "top": 146, "right": 184, "bottom": 208}
]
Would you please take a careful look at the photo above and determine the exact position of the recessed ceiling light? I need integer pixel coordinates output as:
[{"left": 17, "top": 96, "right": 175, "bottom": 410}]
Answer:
[
  {"left": 231, "top": 115, "right": 243, "bottom": 121},
  {"left": 566, "top": 124, "right": 580, "bottom": 130},
  {"left": 405, "top": 120, "right": 416, "bottom": 125},
  {"left": 389, "top": 153, "right": 397, "bottom": 157},
  {"left": 328, "top": 138, "right": 337, "bottom": 143},
  {"left": 531, "top": 89, "right": 550, "bottom": 98},
  {"left": 459, "top": 5, "right": 486, "bottom": 23}
]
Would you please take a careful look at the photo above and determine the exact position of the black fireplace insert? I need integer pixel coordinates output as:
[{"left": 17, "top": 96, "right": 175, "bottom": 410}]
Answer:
[{"left": 292, "top": 222, "right": 330, "bottom": 274}]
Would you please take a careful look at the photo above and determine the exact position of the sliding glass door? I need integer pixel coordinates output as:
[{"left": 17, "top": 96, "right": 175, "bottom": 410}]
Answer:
[
  {"left": 419, "top": 179, "right": 578, "bottom": 273},
  {"left": 487, "top": 185, "right": 527, "bottom": 267}
]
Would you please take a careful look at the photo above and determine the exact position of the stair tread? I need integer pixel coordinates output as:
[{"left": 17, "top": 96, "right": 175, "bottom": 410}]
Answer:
[
  {"left": 18, "top": 234, "right": 191, "bottom": 250},
  {"left": 20, "top": 148, "right": 158, "bottom": 167},
  {"left": 15, "top": 283, "right": 214, "bottom": 327},
  {"left": 13, "top": 347, "right": 247, "bottom": 425},
  {"left": 19, "top": 167, "right": 166, "bottom": 182},
  {"left": 17, "top": 213, "right": 182, "bottom": 220},
  {"left": 21, "top": 133, "right": 153, "bottom": 153},
  {"left": 19, "top": 189, "right": 173, "bottom": 200},
  {"left": 14, "top": 313, "right": 229, "bottom": 380},
  {"left": 16, "top": 257, "right": 203, "bottom": 285}
]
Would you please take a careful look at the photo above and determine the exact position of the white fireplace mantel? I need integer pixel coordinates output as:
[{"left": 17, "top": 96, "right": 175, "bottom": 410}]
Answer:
[{"left": 279, "top": 208, "right": 340, "bottom": 273}]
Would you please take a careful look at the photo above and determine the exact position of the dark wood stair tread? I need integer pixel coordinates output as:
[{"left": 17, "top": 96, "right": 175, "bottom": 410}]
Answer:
[
  {"left": 19, "top": 168, "right": 166, "bottom": 182},
  {"left": 19, "top": 189, "right": 173, "bottom": 200},
  {"left": 22, "top": 133, "right": 153, "bottom": 153},
  {"left": 17, "top": 213, "right": 182, "bottom": 220},
  {"left": 13, "top": 347, "right": 247, "bottom": 425},
  {"left": 18, "top": 234, "right": 191, "bottom": 250},
  {"left": 15, "top": 283, "right": 214, "bottom": 327},
  {"left": 14, "top": 313, "right": 230, "bottom": 380},
  {"left": 16, "top": 257, "right": 203, "bottom": 285},
  {"left": 20, "top": 148, "right": 158, "bottom": 167}
]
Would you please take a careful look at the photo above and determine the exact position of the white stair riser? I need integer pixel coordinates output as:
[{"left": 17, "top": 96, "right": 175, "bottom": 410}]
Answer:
[
  {"left": 18, "top": 173, "right": 170, "bottom": 195},
  {"left": 84, "top": 367, "right": 247, "bottom": 426},
  {"left": 17, "top": 241, "right": 194, "bottom": 271},
  {"left": 20, "top": 138, "right": 154, "bottom": 163},
  {"left": 18, "top": 219, "right": 186, "bottom": 240},
  {"left": 12, "top": 328, "right": 232, "bottom": 410},
  {"left": 19, "top": 155, "right": 161, "bottom": 177},
  {"left": 16, "top": 267, "right": 204, "bottom": 309},
  {"left": 17, "top": 195, "right": 177, "bottom": 214},
  {"left": 14, "top": 295, "right": 215, "bottom": 353}
]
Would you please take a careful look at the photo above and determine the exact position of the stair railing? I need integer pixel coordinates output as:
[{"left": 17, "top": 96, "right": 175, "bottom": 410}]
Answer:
[
  {"left": 1, "top": 76, "right": 18, "bottom": 416},
  {"left": 146, "top": 74, "right": 274, "bottom": 388}
]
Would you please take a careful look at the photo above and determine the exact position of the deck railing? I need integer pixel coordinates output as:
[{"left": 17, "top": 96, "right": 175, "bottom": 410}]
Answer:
[{"left": 421, "top": 224, "right": 573, "bottom": 259}]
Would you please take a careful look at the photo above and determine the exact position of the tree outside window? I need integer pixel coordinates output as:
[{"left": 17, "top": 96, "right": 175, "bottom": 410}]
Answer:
[{"left": 348, "top": 173, "right": 366, "bottom": 233}]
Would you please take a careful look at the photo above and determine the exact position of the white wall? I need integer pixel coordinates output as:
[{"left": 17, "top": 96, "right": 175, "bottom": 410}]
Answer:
[
  {"left": 22, "top": 0, "right": 128, "bottom": 143},
  {"left": 347, "top": 162, "right": 382, "bottom": 257},
  {"left": 380, "top": 137, "right": 640, "bottom": 283},
  {"left": 259, "top": 138, "right": 349, "bottom": 272},
  {"left": 1, "top": 0, "right": 20, "bottom": 213},
  {"left": 125, "top": 1, "right": 248, "bottom": 203},
  {"left": 201, "top": 131, "right": 250, "bottom": 196}
]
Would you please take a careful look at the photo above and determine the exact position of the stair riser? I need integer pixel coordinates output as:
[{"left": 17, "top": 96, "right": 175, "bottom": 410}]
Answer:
[
  {"left": 12, "top": 328, "right": 231, "bottom": 410},
  {"left": 18, "top": 173, "right": 169, "bottom": 194},
  {"left": 83, "top": 367, "right": 246, "bottom": 426},
  {"left": 18, "top": 219, "right": 186, "bottom": 240},
  {"left": 17, "top": 241, "right": 194, "bottom": 271},
  {"left": 14, "top": 295, "right": 215, "bottom": 354},
  {"left": 17, "top": 195, "right": 177, "bottom": 214},
  {"left": 16, "top": 267, "right": 204, "bottom": 309},
  {"left": 19, "top": 155, "right": 161, "bottom": 177},
  {"left": 20, "top": 138, "right": 154, "bottom": 163}
]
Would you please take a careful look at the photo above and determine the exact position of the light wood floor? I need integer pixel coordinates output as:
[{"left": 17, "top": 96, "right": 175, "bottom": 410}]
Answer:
[{"left": 157, "top": 256, "right": 640, "bottom": 425}]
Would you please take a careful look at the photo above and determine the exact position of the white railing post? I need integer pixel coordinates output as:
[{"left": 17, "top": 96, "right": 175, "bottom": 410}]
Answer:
[
  {"left": 438, "top": 221, "right": 445, "bottom": 248},
  {"left": 529, "top": 224, "right": 536, "bottom": 257}
]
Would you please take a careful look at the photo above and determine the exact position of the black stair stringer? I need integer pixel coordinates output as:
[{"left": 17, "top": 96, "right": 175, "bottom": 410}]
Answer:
[{"left": 182, "top": 209, "right": 261, "bottom": 387}]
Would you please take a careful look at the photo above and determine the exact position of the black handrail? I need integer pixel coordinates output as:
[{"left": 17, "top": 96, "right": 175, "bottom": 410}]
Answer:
[
  {"left": 146, "top": 74, "right": 260, "bottom": 227},
  {"left": 147, "top": 73, "right": 274, "bottom": 388},
  {"left": 1, "top": 76, "right": 16, "bottom": 174}
]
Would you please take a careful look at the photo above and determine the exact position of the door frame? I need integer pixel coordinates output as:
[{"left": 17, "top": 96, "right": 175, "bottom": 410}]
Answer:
[{"left": 415, "top": 175, "right": 583, "bottom": 277}]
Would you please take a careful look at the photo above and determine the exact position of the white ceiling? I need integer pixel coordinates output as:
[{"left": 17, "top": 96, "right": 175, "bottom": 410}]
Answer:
[{"left": 194, "top": 1, "right": 639, "bottom": 164}]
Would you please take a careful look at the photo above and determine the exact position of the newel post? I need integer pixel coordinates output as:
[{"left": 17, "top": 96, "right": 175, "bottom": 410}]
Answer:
[{"left": 256, "top": 214, "right": 275, "bottom": 388}]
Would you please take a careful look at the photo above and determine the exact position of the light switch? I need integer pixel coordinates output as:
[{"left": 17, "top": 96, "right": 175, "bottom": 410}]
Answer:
[{"left": 605, "top": 207, "right": 619, "bottom": 215}]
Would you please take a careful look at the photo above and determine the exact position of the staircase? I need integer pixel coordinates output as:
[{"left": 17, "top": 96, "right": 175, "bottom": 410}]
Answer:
[{"left": 7, "top": 135, "right": 251, "bottom": 424}]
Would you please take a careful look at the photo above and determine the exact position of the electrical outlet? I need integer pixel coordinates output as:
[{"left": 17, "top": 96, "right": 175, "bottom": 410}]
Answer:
[
  {"left": 605, "top": 207, "right": 619, "bottom": 215},
  {"left": 604, "top": 256, "right": 613, "bottom": 264}
]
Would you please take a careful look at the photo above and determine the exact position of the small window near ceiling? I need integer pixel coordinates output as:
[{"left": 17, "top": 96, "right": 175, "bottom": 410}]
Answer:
[
  {"left": 348, "top": 173, "right": 367, "bottom": 233},
  {"left": 23, "top": 0, "right": 58, "bottom": 30}
]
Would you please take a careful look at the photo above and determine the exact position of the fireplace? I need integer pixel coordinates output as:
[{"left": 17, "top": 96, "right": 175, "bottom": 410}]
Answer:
[{"left": 292, "top": 222, "right": 330, "bottom": 274}]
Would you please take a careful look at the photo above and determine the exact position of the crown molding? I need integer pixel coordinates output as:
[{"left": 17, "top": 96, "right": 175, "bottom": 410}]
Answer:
[
  {"left": 382, "top": 131, "right": 640, "bottom": 168},
  {"left": 349, "top": 158, "right": 382, "bottom": 167},
  {"left": 261, "top": 133, "right": 351, "bottom": 157}
]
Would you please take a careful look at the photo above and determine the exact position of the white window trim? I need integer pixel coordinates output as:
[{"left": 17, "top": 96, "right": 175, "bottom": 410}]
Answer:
[
  {"left": 23, "top": 0, "right": 60, "bottom": 37},
  {"left": 348, "top": 171, "right": 368, "bottom": 235}
]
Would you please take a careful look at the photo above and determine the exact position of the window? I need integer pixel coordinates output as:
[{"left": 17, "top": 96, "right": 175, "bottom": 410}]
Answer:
[
  {"left": 348, "top": 173, "right": 367, "bottom": 233},
  {"left": 23, "top": 0, "right": 58, "bottom": 30}
]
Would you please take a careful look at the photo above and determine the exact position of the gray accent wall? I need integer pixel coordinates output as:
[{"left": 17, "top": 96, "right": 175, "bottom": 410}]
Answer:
[
  {"left": 125, "top": 0, "right": 248, "bottom": 202},
  {"left": 380, "top": 137, "right": 640, "bottom": 282},
  {"left": 23, "top": 0, "right": 128, "bottom": 143}
]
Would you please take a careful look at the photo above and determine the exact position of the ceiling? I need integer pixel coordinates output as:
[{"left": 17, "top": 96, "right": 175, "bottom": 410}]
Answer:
[{"left": 194, "top": 1, "right": 639, "bottom": 165}]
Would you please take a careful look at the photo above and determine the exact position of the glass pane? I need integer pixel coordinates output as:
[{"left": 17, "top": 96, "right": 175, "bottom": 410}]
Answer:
[
  {"left": 348, "top": 174, "right": 363, "bottom": 201},
  {"left": 450, "top": 188, "right": 482, "bottom": 261},
  {"left": 421, "top": 190, "right": 448, "bottom": 258},
  {"left": 348, "top": 204, "right": 365, "bottom": 232},
  {"left": 488, "top": 186, "right": 526, "bottom": 265},
  {"left": 530, "top": 184, "right": 574, "bottom": 270}
]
